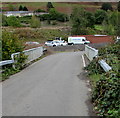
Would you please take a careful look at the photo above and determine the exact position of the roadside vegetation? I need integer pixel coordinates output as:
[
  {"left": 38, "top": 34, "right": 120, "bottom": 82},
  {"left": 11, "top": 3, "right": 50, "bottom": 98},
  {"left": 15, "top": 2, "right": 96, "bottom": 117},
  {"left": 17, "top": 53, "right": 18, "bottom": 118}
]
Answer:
[
  {"left": 85, "top": 43, "right": 120, "bottom": 117},
  {"left": 1, "top": 31, "right": 27, "bottom": 81}
]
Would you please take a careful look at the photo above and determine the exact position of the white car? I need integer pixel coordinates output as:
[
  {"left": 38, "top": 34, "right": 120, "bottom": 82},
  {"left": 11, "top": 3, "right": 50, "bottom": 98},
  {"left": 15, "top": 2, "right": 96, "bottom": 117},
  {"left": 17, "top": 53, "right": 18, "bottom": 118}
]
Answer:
[
  {"left": 45, "top": 41, "right": 61, "bottom": 47},
  {"left": 45, "top": 41, "right": 53, "bottom": 46},
  {"left": 25, "top": 42, "right": 39, "bottom": 45},
  {"left": 53, "top": 40, "right": 68, "bottom": 46},
  {"left": 58, "top": 40, "right": 68, "bottom": 46}
]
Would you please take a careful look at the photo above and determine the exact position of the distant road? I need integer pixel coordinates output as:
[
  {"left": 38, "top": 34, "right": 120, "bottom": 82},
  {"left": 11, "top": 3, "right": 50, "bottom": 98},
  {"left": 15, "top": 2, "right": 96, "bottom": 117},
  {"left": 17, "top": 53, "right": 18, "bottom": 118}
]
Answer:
[{"left": 3, "top": 51, "right": 95, "bottom": 116}]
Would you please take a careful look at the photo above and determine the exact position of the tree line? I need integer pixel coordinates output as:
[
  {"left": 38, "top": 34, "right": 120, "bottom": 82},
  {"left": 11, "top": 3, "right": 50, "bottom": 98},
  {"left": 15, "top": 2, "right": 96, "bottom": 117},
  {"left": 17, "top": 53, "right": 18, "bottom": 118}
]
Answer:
[{"left": 71, "top": 2, "right": 120, "bottom": 36}]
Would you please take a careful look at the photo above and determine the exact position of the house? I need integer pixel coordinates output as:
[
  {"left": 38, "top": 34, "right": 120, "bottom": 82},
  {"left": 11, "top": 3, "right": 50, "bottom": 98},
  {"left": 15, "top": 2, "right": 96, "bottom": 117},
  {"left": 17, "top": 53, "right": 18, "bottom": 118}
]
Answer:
[
  {"left": 3, "top": 11, "right": 34, "bottom": 17},
  {"left": 3, "top": 11, "right": 49, "bottom": 17}
]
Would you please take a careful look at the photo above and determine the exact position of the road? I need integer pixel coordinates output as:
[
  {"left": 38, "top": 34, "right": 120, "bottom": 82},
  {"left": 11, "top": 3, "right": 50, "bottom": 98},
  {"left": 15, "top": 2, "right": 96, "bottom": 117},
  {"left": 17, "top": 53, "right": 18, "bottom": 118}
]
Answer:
[{"left": 2, "top": 51, "right": 94, "bottom": 116}]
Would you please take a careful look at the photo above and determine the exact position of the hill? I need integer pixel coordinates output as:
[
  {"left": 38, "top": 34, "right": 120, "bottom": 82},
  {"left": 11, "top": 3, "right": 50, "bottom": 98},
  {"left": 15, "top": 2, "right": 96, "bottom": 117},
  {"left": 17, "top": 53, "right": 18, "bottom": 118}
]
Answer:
[{"left": 2, "top": 2, "right": 118, "bottom": 14}]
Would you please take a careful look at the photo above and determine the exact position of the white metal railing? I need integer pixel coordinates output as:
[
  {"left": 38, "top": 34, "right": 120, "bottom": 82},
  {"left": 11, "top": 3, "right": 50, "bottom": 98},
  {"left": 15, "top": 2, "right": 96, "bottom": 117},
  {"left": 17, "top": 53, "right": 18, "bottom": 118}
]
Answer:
[
  {"left": 98, "top": 60, "right": 112, "bottom": 72},
  {"left": 85, "top": 45, "right": 98, "bottom": 61},
  {"left": 0, "top": 46, "right": 44, "bottom": 67},
  {"left": 0, "top": 60, "right": 14, "bottom": 66},
  {"left": 11, "top": 46, "right": 44, "bottom": 66}
]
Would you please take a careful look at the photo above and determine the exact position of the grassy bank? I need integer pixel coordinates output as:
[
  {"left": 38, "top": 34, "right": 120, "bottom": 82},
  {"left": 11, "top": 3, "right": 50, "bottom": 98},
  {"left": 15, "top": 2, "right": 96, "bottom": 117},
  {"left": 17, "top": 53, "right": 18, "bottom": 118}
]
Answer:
[{"left": 2, "top": 27, "right": 70, "bottom": 44}]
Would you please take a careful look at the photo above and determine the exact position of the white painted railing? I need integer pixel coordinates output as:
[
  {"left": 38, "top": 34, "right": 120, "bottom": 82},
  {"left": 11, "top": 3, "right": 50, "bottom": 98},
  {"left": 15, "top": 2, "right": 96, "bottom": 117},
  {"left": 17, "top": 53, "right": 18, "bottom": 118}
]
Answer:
[
  {"left": 0, "top": 46, "right": 44, "bottom": 67},
  {"left": 11, "top": 46, "right": 44, "bottom": 65},
  {"left": 85, "top": 45, "right": 98, "bottom": 61},
  {"left": 98, "top": 60, "right": 112, "bottom": 72},
  {"left": 0, "top": 60, "right": 14, "bottom": 66}
]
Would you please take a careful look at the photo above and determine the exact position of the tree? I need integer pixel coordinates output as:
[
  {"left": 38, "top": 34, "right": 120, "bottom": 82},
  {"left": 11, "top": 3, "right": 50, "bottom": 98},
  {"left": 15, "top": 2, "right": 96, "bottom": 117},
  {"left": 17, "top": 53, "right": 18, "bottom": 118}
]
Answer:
[
  {"left": 101, "top": 3, "right": 113, "bottom": 11},
  {"left": 71, "top": 7, "right": 88, "bottom": 35},
  {"left": 2, "top": 31, "right": 24, "bottom": 60},
  {"left": 47, "top": 2, "right": 54, "bottom": 11},
  {"left": 23, "top": 6, "right": 28, "bottom": 11},
  {"left": 2, "top": 14, "right": 8, "bottom": 26},
  {"left": 6, "top": 16, "right": 21, "bottom": 27},
  {"left": 49, "top": 8, "right": 58, "bottom": 20},
  {"left": 117, "top": 1, "right": 120, "bottom": 12},
  {"left": 19, "top": 5, "right": 23, "bottom": 11},
  {"left": 30, "top": 15, "right": 41, "bottom": 28},
  {"left": 102, "top": 11, "right": 120, "bottom": 35},
  {"left": 85, "top": 11, "right": 95, "bottom": 28},
  {"left": 95, "top": 9, "right": 107, "bottom": 24}
]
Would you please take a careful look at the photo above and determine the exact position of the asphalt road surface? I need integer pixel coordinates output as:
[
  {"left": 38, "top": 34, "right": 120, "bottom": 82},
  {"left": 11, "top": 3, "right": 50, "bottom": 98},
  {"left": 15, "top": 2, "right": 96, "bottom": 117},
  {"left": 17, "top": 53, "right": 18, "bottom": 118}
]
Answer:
[{"left": 2, "top": 51, "right": 94, "bottom": 116}]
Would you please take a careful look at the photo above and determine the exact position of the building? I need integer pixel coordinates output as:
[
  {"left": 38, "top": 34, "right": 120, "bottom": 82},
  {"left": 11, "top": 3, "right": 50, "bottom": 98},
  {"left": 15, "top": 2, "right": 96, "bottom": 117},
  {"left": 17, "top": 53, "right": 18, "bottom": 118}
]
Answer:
[
  {"left": 3, "top": 11, "right": 49, "bottom": 17},
  {"left": 71, "top": 35, "right": 114, "bottom": 43}
]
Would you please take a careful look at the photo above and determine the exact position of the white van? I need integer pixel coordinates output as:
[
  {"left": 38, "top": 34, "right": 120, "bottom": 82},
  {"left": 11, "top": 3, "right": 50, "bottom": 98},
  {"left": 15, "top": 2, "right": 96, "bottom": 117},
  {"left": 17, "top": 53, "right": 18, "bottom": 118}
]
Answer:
[{"left": 68, "top": 36, "right": 90, "bottom": 45}]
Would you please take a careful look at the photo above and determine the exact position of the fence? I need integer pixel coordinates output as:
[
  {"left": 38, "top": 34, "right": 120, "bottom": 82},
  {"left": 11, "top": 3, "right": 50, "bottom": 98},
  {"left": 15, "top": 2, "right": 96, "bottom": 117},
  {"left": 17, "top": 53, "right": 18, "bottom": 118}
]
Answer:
[
  {"left": 11, "top": 47, "right": 43, "bottom": 65},
  {"left": 85, "top": 45, "right": 112, "bottom": 72},
  {"left": 0, "top": 46, "right": 44, "bottom": 68},
  {"left": 85, "top": 45, "right": 98, "bottom": 61},
  {"left": 98, "top": 60, "right": 112, "bottom": 72}
]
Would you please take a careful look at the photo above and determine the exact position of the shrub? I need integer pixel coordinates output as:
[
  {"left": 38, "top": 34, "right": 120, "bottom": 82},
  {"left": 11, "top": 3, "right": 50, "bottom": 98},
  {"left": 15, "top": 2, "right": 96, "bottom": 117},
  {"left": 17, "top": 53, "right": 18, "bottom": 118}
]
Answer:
[
  {"left": 30, "top": 15, "right": 41, "bottom": 28},
  {"left": 95, "top": 10, "right": 107, "bottom": 24},
  {"left": 2, "top": 31, "right": 24, "bottom": 60},
  {"left": 56, "top": 13, "right": 69, "bottom": 22},
  {"left": 34, "top": 9, "right": 46, "bottom": 12},
  {"left": 85, "top": 11, "right": 95, "bottom": 28},
  {"left": 118, "top": 1, "right": 120, "bottom": 12},
  {"left": 6, "top": 16, "right": 21, "bottom": 27},
  {"left": 2, "top": 14, "right": 8, "bottom": 26},
  {"left": 101, "top": 3, "right": 113, "bottom": 11},
  {"left": 2, "top": 31, "right": 27, "bottom": 80}
]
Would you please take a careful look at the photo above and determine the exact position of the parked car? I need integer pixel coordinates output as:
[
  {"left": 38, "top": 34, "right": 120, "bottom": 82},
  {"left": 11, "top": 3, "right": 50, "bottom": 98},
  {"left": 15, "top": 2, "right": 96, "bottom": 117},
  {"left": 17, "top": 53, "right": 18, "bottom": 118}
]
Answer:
[
  {"left": 45, "top": 41, "right": 53, "bottom": 46},
  {"left": 45, "top": 41, "right": 61, "bottom": 47},
  {"left": 25, "top": 42, "right": 40, "bottom": 45},
  {"left": 53, "top": 40, "right": 68, "bottom": 46},
  {"left": 58, "top": 40, "right": 68, "bottom": 46}
]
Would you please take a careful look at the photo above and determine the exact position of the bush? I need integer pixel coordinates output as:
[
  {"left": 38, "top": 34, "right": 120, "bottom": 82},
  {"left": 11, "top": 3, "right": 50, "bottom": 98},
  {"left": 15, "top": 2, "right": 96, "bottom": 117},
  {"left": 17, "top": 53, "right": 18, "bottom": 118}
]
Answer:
[
  {"left": 101, "top": 3, "right": 113, "bottom": 11},
  {"left": 6, "top": 16, "right": 21, "bottom": 27},
  {"left": 2, "top": 31, "right": 27, "bottom": 80},
  {"left": 85, "top": 11, "right": 95, "bottom": 28},
  {"left": 2, "top": 14, "right": 8, "bottom": 26},
  {"left": 56, "top": 13, "right": 69, "bottom": 22},
  {"left": 118, "top": 1, "right": 120, "bottom": 12},
  {"left": 34, "top": 9, "right": 46, "bottom": 12},
  {"left": 38, "top": 8, "right": 69, "bottom": 22},
  {"left": 92, "top": 72, "right": 119, "bottom": 117},
  {"left": 2, "top": 31, "right": 24, "bottom": 60},
  {"left": 95, "top": 10, "right": 107, "bottom": 24},
  {"left": 30, "top": 15, "right": 41, "bottom": 28}
]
